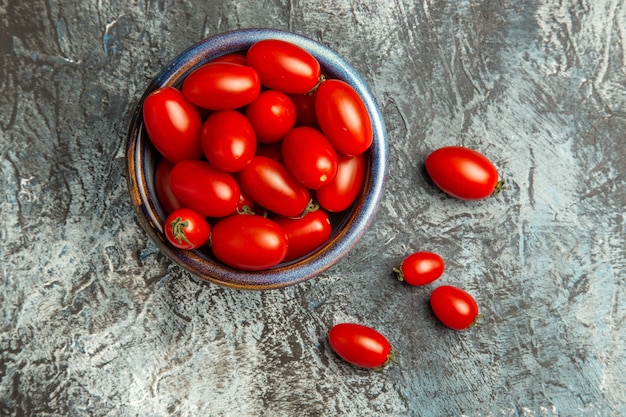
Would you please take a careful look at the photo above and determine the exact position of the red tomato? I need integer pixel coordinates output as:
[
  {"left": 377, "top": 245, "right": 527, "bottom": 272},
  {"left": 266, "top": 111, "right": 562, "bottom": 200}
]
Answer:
[
  {"left": 394, "top": 252, "right": 445, "bottom": 286},
  {"left": 154, "top": 158, "right": 182, "bottom": 215},
  {"left": 425, "top": 146, "right": 502, "bottom": 200},
  {"left": 246, "top": 39, "right": 321, "bottom": 94},
  {"left": 274, "top": 209, "right": 332, "bottom": 261},
  {"left": 211, "top": 53, "right": 247, "bottom": 65},
  {"left": 201, "top": 110, "right": 257, "bottom": 172},
  {"left": 181, "top": 62, "right": 260, "bottom": 110},
  {"left": 328, "top": 323, "right": 394, "bottom": 369},
  {"left": 142, "top": 86, "right": 203, "bottom": 163},
  {"left": 239, "top": 156, "right": 310, "bottom": 217},
  {"left": 289, "top": 92, "right": 319, "bottom": 128},
  {"left": 430, "top": 285, "right": 479, "bottom": 330},
  {"left": 169, "top": 160, "right": 240, "bottom": 218},
  {"left": 236, "top": 188, "right": 258, "bottom": 215},
  {"left": 211, "top": 215, "right": 288, "bottom": 271},
  {"left": 316, "top": 153, "right": 365, "bottom": 212},
  {"left": 282, "top": 127, "right": 338, "bottom": 189},
  {"left": 245, "top": 90, "right": 297, "bottom": 144},
  {"left": 315, "top": 79, "right": 373, "bottom": 156},
  {"left": 255, "top": 142, "right": 283, "bottom": 162},
  {"left": 164, "top": 208, "right": 211, "bottom": 250}
]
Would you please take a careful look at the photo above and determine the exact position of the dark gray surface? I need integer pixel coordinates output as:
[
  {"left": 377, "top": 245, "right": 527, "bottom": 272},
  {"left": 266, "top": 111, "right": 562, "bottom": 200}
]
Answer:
[{"left": 1, "top": 1, "right": 624, "bottom": 416}]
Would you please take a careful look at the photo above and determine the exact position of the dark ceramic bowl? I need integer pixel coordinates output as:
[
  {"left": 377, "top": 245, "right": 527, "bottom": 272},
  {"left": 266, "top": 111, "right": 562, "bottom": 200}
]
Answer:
[{"left": 126, "top": 29, "right": 388, "bottom": 290}]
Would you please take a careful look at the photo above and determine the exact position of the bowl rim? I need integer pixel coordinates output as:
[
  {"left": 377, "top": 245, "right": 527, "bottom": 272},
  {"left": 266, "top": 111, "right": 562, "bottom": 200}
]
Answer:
[{"left": 126, "top": 28, "right": 388, "bottom": 290}]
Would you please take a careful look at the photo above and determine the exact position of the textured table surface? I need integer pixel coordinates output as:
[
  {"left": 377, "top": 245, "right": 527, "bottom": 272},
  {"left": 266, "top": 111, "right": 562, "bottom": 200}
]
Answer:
[{"left": 1, "top": 1, "right": 625, "bottom": 416}]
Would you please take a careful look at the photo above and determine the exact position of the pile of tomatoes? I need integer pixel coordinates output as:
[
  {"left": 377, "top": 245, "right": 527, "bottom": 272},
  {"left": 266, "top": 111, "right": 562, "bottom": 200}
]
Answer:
[{"left": 143, "top": 39, "right": 374, "bottom": 271}]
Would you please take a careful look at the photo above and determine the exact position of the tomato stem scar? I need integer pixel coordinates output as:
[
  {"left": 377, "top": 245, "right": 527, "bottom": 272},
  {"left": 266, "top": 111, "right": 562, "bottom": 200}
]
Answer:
[{"left": 170, "top": 217, "right": 192, "bottom": 245}]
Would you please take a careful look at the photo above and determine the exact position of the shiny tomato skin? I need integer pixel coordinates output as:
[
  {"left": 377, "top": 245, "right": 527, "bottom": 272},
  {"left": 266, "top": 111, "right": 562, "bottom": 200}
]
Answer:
[
  {"left": 201, "top": 110, "right": 257, "bottom": 172},
  {"left": 245, "top": 90, "right": 297, "bottom": 144},
  {"left": 211, "top": 215, "right": 288, "bottom": 271},
  {"left": 164, "top": 208, "right": 211, "bottom": 250},
  {"left": 155, "top": 158, "right": 182, "bottom": 215},
  {"left": 430, "top": 285, "right": 479, "bottom": 330},
  {"left": 316, "top": 153, "right": 365, "bottom": 212},
  {"left": 315, "top": 79, "right": 373, "bottom": 156},
  {"left": 211, "top": 53, "right": 247, "bottom": 65},
  {"left": 282, "top": 127, "right": 338, "bottom": 189},
  {"left": 169, "top": 160, "right": 240, "bottom": 218},
  {"left": 328, "top": 323, "right": 392, "bottom": 369},
  {"left": 239, "top": 156, "right": 310, "bottom": 217},
  {"left": 246, "top": 39, "right": 321, "bottom": 94},
  {"left": 425, "top": 146, "right": 500, "bottom": 200},
  {"left": 181, "top": 62, "right": 260, "bottom": 110},
  {"left": 143, "top": 86, "right": 203, "bottom": 163},
  {"left": 289, "top": 93, "right": 319, "bottom": 128},
  {"left": 274, "top": 209, "right": 332, "bottom": 261},
  {"left": 395, "top": 252, "right": 445, "bottom": 286}
]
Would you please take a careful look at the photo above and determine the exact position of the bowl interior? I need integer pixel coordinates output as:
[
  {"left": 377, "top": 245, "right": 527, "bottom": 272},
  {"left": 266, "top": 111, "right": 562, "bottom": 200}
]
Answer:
[{"left": 127, "top": 29, "right": 388, "bottom": 289}]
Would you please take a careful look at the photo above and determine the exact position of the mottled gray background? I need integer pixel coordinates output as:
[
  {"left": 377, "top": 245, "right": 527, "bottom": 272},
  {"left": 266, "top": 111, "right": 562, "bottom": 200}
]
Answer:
[{"left": 1, "top": 1, "right": 624, "bottom": 416}]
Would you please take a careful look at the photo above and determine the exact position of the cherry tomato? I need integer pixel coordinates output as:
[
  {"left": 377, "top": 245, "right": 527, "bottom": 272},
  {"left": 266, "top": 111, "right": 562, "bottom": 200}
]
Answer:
[
  {"left": 236, "top": 188, "right": 258, "bottom": 215},
  {"left": 274, "top": 209, "right": 332, "bottom": 261},
  {"left": 328, "top": 323, "right": 394, "bottom": 369},
  {"left": 394, "top": 252, "right": 445, "bottom": 286},
  {"left": 239, "top": 156, "right": 310, "bottom": 217},
  {"left": 315, "top": 79, "right": 373, "bottom": 156},
  {"left": 142, "top": 86, "right": 203, "bottom": 163},
  {"left": 154, "top": 158, "right": 182, "bottom": 215},
  {"left": 282, "top": 127, "right": 338, "bottom": 189},
  {"left": 211, "top": 215, "right": 288, "bottom": 271},
  {"left": 169, "top": 160, "right": 240, "bottom": 218},
  {"left": 164, "top": 208, "right": 210, "bottom": 250},
  {"left": 430, "top": 285, "right": 479, "bottom": 330},
  {"left": 246, "top": 39, "right": 321, "bottom": 94},
  {"left": 425, "top": 146, "right": 502, "bottom": 200},
  {"left": 245, "top": 90, "right": 297, "bottom": 144},
  {"left": 316, "top": 153, "right": 365, "bottom": 212},
  {"left": 201, "top": 110, "right": 257, "bottom": 172},
  {"left": 289, "top": 93, "right": 319, "bottom": 128},
  {"left": 255, "top": 142, "right": 283, "bottom": 162},
  {"left": 211, "top": 53, "right": 247, "bottom": 65},
  {"left": 181, "top": 62, "right": 260, "bottom": 110}
]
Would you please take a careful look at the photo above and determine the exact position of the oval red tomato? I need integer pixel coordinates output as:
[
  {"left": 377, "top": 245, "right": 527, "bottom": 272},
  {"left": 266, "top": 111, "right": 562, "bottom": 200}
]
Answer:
[
  {"left": 143, "top": 86, "right": 203, "bottom": 163},
  {"left": 239, "top": 156, "right": 310, "bottom": 217},
  {"left": 425, "top": 146, "right": 502, "bottom": 200},
  {"left": 245, "top": 90, "right": 297, "bottom": 144},
  {"left": 164, "top": 208, "right": 211, "bottom": 250},
  {"left": 211, "top": 53, "right": 247, "bottom": 65},
  {"left": 289, "top": 92, "right": 319, "bottom": 128},
  {"left": 316, "top": 153, "right": 365, "bottom": 212},
  {"left": 282, "top": 127, "right": 338, "bottom": 189},
  {"left": 246, "top": 39, "right": 321, "bottom": 94},
  {"left": 430, "top": 285, "right": 479, "bottom": 330},
  {"left": 181, "top": 62, "right": 260, "bottom": 110},
  {"left": 211, "top": 215, "right": 288, "bottom": 271},
  {"left": 315, "top": 79, "right": 373, "bottom": 156},
  {"left": 201, "top": 110, "right": 257, "bottom": 172},
  {"left": 154, "top": 158, "right": 182, "bottom": 215},
  {"left": 394, "top": 252, "right": 445, "bottom": 286},
  {"left": 328, "top": 323, "right": 394, "bottom": 369},
  {"left": 169, "top": 160, "right": 240, "bottom": 218},
  {"left": 274, "top": 209, "right": 332, "bottom": 261}
]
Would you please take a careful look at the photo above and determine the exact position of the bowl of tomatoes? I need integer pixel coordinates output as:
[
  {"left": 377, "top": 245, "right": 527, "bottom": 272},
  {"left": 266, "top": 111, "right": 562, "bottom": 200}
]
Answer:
[{"left": 126, "top": 28, "right": 388, "bottom": 289}]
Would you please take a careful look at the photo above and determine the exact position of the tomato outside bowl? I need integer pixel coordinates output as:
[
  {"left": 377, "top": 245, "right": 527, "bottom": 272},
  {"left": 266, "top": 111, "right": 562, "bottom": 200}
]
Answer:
[{"left": 125, "top": 29, "right": 388, "bottom": 290}]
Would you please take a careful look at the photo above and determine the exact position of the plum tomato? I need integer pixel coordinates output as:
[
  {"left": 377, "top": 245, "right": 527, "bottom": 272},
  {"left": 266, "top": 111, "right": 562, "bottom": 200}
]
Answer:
[
  {"left": 155, "top": 158, "right": 182, "bottom": 215},
  {"left": 328, "top": 323, "right": 395, "bottom": 369},
  {"left": 201, "top": 110, "right": 257, "bottom": 172},
  {"left": 239, "top": 156, "right": 310, "bottom": 217},
  {"left": 169, "top": 160, "right": 240, "bottom": 218},
  {"left": 315, "top": 79, "right": 373, "bottom": 156},
  {"left": 211, "top": 53, "right": 247, "bottom": 65},
  {"left": 246, "top": 39, "right": 321, "bottom": 94},
  {"left": 316, "top": 153, "right": 365, "bottom": 212},
  {"left": 255, "top": 142, "right": 283, "bottom": 162},
  {"left": 394, "top": 252, "right": 445, "bottom": 286},
  {"left": 181, "top": 62, "right": 260, "bottom": 110},
  {"left": 425, "top": 146, "right": 503, "bottom": 200},
  {"left": 282, "top": 127, "right": 338, "bottom": 189},
  {"left": 211, "top": 215, "right": 288, "bottom": 271},
  {"left": 236, "top": 188, "right": 258, "bottom": 215},
  {"left": 142, "top": 86, "right": 203, "bottom": 163},
  {"left": 430, "top": 285, "right": 479, "bottom": 330},
  {"left": 274, "top": 209, "right": 332, "bottom": 261},
  {"left": 289, "top": 92, "right": 319, "bottom": 128},
  {"left": 245, "top": 90, "right": 297, "bottom": 144},
  {"left": 164, "top": 208, "right": 211, "bottom": 250}
]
